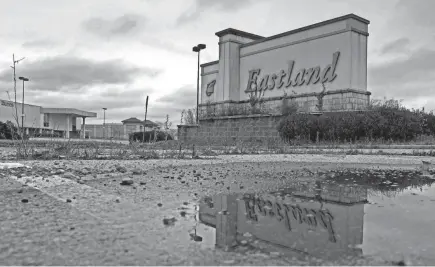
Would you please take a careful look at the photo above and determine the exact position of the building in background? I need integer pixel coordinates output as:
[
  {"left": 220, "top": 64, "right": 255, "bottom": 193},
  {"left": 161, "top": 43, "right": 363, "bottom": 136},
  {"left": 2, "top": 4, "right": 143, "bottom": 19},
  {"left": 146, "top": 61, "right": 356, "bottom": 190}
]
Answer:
[
  {"left": 1, "top": 99, "right": 169, "bottom": 140},
  {"left": 0, "top": 99, "right": 96, "bottom": 139},
  {"left": 85, "top": 117, "right": 161, "bottom": 140}
]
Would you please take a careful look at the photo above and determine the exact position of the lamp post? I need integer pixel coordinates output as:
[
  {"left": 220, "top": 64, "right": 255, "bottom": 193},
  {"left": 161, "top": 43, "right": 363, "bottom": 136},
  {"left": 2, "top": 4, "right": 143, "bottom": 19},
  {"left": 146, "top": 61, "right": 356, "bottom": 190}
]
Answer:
[
  {"left": 102, "top": 108, "right": 107, "bottom": 139},
  {"left": 192, "top": 44, "right": 206, "bottom": 125},
  {"left": 18, "top": 76, "right": 29, "bottom": 137}
]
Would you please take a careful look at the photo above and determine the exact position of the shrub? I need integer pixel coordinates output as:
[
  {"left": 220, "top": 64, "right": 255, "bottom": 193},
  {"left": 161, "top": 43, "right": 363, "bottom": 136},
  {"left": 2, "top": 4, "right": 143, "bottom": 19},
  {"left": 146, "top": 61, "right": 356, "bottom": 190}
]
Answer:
[
  {"left": 34, "top": 132, "right": 63, "bottom": 138},
  {"left": 129, "top": 130, "right": 173, "bottom": 143},
  {"left": 281, "top": 98, "right": 299, "bottom": 116},
  {"left": 277, "top": 98, "right": 435, "bottom": 143},
  {"left": 0, "top": 121, "right": 21, "bottom": 140}
]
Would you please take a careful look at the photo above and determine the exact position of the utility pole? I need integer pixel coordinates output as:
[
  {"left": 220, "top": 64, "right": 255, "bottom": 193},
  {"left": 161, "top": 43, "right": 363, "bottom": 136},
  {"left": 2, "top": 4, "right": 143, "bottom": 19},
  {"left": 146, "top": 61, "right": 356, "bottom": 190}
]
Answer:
[
  {"left": 102, "top": 108, "right": 107, "bottom": 139},
  {"left": 143, "top": 95, "right": 149, "bottom": 142},
  {"left": 10, "top": 54, "right": 25, "bottom": 136}
]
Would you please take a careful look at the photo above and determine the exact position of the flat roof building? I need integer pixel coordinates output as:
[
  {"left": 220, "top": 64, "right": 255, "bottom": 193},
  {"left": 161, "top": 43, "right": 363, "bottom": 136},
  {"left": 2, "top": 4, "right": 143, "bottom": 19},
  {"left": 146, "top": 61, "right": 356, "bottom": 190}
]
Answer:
[
  {"left": 85, "top": 117, "right": 161, "bottom": 140},
  {"left": 0, "top": 99, "right": 96, "bottom": 139}
]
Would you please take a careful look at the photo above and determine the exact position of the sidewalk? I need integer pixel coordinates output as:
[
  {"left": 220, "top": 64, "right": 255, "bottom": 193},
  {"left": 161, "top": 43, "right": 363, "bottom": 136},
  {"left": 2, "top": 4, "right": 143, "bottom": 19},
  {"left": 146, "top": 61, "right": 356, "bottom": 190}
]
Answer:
[{"left": 27, "top": 137, "right": 129, "bottom": 144}]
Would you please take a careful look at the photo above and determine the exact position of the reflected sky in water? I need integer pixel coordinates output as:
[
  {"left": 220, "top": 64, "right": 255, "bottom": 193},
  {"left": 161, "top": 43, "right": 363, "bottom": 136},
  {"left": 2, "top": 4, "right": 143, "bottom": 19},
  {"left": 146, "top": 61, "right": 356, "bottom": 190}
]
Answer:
[{"left": 195, "top": 175, "right": 435, "bottom": 264}]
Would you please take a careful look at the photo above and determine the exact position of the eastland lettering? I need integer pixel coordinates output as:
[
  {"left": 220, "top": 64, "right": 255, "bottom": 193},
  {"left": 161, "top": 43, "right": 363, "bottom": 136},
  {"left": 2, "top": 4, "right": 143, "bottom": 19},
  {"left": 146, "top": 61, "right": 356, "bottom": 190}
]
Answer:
[
  {"left": 243, "top": 194, "right": 337, "bottom": 243},
  {"left": 245, "top": 52, "right": 340, "bottom": 92}
]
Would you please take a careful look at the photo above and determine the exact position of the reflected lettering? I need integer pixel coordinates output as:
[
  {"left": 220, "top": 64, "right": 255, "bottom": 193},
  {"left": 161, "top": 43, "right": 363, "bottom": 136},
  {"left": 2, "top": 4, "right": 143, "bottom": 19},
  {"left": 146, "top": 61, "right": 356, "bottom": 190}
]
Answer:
[{"left": 243, "top": 196, "right": 337, "bottom": 243}]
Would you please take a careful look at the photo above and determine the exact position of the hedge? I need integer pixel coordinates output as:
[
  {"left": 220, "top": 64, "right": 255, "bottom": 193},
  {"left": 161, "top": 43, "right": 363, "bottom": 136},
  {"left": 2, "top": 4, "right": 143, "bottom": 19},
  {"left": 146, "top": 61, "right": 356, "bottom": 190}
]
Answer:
[
  {"left": 129, "top": 130, "right": 173, "bottom": 143},
  {"left": 277, "top": 99, "right": 435, "bottom": 143}
]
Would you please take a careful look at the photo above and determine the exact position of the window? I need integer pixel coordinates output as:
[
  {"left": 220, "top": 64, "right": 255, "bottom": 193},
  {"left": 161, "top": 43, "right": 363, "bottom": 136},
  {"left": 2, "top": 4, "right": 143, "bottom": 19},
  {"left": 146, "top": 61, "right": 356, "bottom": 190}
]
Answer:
[{"left": 43, "top": 114, "right": 49, "bottom": 127}]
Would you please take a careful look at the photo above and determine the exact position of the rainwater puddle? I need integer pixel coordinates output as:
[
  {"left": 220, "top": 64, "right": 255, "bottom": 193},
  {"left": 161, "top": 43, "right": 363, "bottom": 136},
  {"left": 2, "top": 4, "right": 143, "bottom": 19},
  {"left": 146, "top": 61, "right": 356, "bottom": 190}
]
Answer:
[{"left": 194, "top": 171, "right": 435, "bottom": 265}]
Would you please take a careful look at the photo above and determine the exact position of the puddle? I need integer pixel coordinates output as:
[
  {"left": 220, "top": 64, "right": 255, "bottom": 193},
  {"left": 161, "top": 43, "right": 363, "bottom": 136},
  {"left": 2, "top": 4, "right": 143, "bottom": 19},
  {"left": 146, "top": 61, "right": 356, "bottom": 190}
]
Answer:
[{"left": 195, "top": 171, "right": 435, "bottom": 264}]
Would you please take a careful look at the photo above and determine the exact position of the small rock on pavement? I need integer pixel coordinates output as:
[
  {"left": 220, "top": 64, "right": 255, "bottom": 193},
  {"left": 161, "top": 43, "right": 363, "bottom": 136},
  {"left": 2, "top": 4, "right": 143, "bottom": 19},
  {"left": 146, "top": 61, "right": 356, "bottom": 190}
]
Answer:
[
  {"left": 132, "top": 168, "right": 142, "bottom": 175},
  {"left": 63, "top": 172, "right": 77, "bottom": 179},
  {"left": 120, "top": 178, "right": 134, "bottom": 186},
  {"left": 190, "top": 233, "right": 203, "bottom": 242},
  {"left": 116, "top": 166, "right": 128, "bottom": 173},
  {"left": 163, "top": 217, "right": 177, "bottom": 226}
]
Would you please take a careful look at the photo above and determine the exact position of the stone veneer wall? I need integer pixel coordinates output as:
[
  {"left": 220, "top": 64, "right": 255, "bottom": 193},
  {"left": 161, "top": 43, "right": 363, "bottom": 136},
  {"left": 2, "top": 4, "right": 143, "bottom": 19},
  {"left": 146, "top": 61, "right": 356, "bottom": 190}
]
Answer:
[
  {"left": 180, "top": 89, "right": 371, "bottom": 145},
  {"left": 198, "top": 89, "right": 371, "bottom": 119},
  {"left": 178, "top": 115, "right": 282, "bottom": 145}
]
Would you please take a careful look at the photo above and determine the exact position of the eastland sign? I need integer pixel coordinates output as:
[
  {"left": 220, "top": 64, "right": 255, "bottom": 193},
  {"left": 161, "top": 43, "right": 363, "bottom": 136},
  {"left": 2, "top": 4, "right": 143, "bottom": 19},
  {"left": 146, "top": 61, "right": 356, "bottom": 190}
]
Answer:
[{"left": 245, "top": 51, "right": 340, "bottom": 92}]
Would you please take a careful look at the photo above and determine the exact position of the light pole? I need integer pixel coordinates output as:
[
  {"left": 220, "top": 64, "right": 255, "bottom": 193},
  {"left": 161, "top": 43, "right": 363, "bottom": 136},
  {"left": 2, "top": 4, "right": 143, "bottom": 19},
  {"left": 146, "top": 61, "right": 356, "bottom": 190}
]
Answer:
[
  {"left": 102, "top": 108, "right": 107, "bottom": 139},
  {"left": 18, "top": 76, "right": 29, "bottom": 137},
  {"left": 192, "top": 44, "right": 206, "bottom": 125},
  {"left": 10, "top": 55, "right": 25, "bottom": 132}
]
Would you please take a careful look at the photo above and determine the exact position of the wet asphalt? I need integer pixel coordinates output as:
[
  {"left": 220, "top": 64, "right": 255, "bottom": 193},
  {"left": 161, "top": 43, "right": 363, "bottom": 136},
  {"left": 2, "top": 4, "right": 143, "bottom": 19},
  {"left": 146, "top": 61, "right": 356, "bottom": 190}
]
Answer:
[{"left": 0, "top": 156, "right": 434, "bottom": 265}]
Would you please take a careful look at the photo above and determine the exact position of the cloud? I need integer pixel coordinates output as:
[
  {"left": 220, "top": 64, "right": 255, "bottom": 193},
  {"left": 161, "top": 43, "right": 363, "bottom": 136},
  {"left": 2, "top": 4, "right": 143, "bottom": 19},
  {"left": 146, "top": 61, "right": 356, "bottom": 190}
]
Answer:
[
  {"left": 24, "top": 87, "right": 153, "bottom": 111},
  {"left": 176, "top": 0, "right": 253, "bottom": 25},
  {"left": 82, "top": 14, "right": 147, "bottom": 39},
  {"left": 197, "top": 0, "right": 254, "bottom": 11},
  {"left": 22, "top": 39, "right": 58, "bottom": 49},
  {"left": 156, "top": 85, "right": 197, "bottom": 107},
  {"left": 395, "top": 0, "right": 435, "bottom": 28},
  {"left": 140, "top": 37, "right": 191, "bottom": 56},
  {"left": 139, "top": 85, "right": 198, "bottom": 123},
  {"left": 369, "top": 48, "right": 435, "bottom": 98},
  {"left": 380, "top": 37, "right": 410, "bottom": 55},
  {"left": 0, "top": 55, "right": 161, "bottom": 92},
  {"left": 81, "top": 13, "right": 190, "bottom": 56},
  {"left": 176, "top": 12, "right": 202, "bottom": 26}
]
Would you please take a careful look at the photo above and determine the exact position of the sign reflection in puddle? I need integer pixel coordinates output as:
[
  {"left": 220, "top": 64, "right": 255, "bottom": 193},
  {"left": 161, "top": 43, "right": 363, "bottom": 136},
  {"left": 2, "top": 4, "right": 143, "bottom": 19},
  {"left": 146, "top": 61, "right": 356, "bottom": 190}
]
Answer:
[
  {"left": 198, "top": 178, "right": 435, "bottom": 262},
  {"left": 198, "top": 181, "right": 367, "bottom": 260}
]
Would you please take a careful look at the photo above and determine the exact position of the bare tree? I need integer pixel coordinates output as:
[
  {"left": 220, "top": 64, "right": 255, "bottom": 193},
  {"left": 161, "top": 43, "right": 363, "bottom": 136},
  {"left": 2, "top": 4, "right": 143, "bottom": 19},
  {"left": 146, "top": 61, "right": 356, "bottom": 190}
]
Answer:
[
  {"left": 248, "top": 88, "right": 266, "bottom": 114},
  {"left": 164, "top": 114, "right": 172, "bottom": 141},
  {"left": 181, "top": 108, "right": 196, "bottom": 125}
]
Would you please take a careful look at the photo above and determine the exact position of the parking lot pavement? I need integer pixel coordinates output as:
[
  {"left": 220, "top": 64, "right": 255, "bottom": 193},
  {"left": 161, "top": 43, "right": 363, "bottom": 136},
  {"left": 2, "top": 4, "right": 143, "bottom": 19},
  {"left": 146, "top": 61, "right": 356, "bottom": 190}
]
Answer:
[{"left": 1, "top": 155, "right": 434, "bottom": 265}]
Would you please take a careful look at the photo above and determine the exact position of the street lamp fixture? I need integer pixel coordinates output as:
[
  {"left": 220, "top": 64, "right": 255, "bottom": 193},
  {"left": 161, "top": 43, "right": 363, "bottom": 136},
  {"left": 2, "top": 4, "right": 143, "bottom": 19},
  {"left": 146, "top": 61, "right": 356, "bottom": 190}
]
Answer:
[
  {"left": 18, "top": 76, "right": 29, "bottom": 137},
  {"left": 192, "top": 43, "right": 206, "bottom": 125},
  {"left": 102, "top": 108, "right": 107, "bottom": 139}
]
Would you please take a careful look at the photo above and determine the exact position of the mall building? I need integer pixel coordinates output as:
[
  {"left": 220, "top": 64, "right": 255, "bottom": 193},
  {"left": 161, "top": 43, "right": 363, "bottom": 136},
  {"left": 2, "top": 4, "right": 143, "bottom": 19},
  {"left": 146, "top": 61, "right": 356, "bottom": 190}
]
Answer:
[
  {"left": 0, "top": 99, "right": 96, "bottom": 139},
  {"left": 0, "top": 100, "right": 162, "bottom": 140}
]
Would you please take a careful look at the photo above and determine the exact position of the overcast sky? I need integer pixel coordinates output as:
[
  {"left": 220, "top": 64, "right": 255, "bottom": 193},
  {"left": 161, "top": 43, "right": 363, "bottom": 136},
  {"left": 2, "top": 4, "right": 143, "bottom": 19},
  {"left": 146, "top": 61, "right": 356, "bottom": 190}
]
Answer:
[{"left": 0, "top": 0, "right": 434, "bottom": 126}]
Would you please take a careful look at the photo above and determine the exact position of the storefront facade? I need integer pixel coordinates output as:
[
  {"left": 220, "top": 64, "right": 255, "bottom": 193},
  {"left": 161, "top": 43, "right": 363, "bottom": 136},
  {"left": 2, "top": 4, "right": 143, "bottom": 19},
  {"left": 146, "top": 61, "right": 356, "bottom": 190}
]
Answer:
[{"left": 0, "top": 99, "right": 97, "bottom": 139}]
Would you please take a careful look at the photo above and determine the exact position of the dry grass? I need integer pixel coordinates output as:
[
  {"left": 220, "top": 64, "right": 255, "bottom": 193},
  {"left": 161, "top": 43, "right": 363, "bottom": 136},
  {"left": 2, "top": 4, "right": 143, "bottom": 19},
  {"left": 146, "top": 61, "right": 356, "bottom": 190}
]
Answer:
[{"left": 1, "top": 135, "right": 435, "bottom": 161}]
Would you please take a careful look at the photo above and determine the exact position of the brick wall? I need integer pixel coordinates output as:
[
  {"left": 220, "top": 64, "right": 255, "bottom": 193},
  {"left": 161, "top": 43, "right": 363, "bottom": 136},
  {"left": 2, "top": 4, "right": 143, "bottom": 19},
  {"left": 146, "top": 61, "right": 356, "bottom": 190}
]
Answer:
[
  {"left": 178, "top": 115, "right": 282, "bottom": 145},
  {"left": 198, "top": 89, "right": 371, "bottom": 119},
  {"left": 180, "top": 89, "right": 371, "bottom": 145}
]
